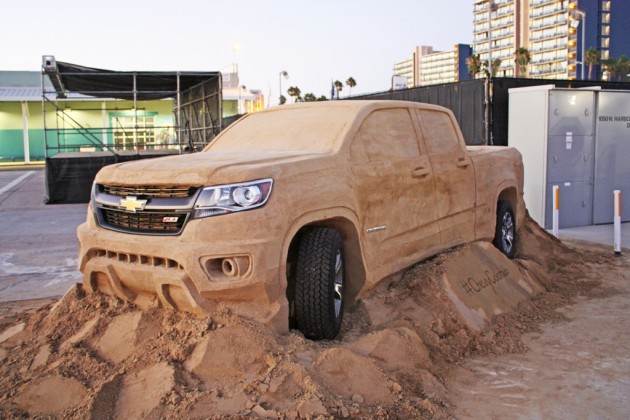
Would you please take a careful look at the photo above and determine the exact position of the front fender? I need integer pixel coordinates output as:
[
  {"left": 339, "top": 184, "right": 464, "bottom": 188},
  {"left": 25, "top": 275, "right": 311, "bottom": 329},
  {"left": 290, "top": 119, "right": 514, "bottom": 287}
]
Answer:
[{"left": 280, "top": 207, "right": 367, "bottom": 305}]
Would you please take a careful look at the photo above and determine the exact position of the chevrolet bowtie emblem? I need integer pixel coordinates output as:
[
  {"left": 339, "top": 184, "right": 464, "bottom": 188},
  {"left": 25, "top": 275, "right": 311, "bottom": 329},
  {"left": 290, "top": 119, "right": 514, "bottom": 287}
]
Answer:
[{"left": 119, "top": 196, "right": 147, "bottom": 213}]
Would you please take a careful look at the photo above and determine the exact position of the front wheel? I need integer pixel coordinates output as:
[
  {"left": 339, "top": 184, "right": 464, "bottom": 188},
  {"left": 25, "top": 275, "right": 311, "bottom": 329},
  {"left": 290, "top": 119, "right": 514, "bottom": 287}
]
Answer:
[
  {"left": 493, "top": 201, "right": 516, "bottom": 258},
  {"left": 294, "top": 227, "right": 345, "bottom": 340}
]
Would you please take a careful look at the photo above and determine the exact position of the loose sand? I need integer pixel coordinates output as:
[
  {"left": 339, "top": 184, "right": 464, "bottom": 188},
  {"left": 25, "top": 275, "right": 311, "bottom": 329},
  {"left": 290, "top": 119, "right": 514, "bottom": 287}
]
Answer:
[{"left": 0, "top": 216, "right": 627, "bottom": 419}]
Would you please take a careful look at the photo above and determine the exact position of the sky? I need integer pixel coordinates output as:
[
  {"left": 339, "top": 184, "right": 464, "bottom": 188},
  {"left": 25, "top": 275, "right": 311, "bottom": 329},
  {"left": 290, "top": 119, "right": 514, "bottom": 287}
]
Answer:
[{"left": 2, "top": 0, "right": 473, "bottom": 104}]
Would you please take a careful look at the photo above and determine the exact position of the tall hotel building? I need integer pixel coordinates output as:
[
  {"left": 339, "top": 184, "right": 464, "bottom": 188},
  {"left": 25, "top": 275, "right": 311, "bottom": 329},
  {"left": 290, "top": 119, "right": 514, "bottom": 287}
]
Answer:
[
  {"left": 393, "top": 44, "right": 473, "bottom": 88},
  {"left": 473, "top": 0, "right": 630, "bottom": 80}
]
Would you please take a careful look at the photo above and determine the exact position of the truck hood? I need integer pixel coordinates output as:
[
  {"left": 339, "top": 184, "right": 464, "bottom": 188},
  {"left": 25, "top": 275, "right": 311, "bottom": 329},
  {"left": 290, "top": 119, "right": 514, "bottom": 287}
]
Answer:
[{"left": 94, "top": 150, "right": 333, "bottom": 186}]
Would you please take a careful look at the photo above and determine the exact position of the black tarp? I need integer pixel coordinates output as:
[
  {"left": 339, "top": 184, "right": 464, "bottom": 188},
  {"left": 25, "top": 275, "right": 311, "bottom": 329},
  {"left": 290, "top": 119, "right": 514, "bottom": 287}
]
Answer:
[
  {"left": 351, "top": 78, "right": 630, "bottom": 146},
  {"left": 42, "top": 60, "right": 223, "bottom": 204},
  {"left": 352, "top": 79, "right": 487, "bottom": 145},
  {"left": 47, "top": 61, "right": 220, "bottom": 100},
  {"left": 45, "top": 151, "right": 179, "bottom": 203}
]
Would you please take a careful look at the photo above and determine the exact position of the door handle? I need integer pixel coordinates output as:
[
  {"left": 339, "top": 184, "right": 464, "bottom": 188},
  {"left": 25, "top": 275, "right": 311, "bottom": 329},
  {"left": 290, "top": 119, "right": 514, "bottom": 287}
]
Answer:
[
  {"left": 456, "top": 158, "right": 470, "bottom": 168},
  {"left": 412, "top": 167, "right": 430, "bottom": 178}
]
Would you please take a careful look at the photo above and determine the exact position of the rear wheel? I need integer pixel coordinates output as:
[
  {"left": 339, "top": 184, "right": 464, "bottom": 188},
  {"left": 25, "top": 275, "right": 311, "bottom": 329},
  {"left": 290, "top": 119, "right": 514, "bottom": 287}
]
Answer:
[
  {"left": 494, "top": 201, "right": 516, "bottom": 258},
  {"left": 294, "top": 227, "right": 344, "bottom": 340}
]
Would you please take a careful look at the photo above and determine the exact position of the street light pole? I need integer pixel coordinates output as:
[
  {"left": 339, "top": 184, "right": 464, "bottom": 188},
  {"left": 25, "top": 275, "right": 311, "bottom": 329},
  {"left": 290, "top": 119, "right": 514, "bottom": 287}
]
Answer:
[
  {"left": 486, "top": 0, "right": 497, "bottom": 77},
  {"left": 578, "top": 10, "right": 586, "bottom": 80},
  {"left": 278, "top": 71, "right": 288, "bottom": 105},
  {"left": 571, "top": 9, "right": 586, "bottom": 79},
  {"left": 484, "top": 0, "right": 497, "bottom": 146}
]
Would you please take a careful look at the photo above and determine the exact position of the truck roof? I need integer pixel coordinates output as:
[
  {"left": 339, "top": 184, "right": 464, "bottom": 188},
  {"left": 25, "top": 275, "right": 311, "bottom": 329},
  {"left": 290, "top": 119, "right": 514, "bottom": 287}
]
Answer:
[{"left": 207, "top": 100, "right": 455, "bottom": 154}]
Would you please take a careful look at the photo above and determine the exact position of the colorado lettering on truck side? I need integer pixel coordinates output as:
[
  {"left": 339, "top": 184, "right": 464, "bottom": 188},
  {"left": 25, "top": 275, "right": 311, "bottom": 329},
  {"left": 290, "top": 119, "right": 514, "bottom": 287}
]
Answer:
[{"left": 77, "top": 100, "right": 525, "bottom": 340}]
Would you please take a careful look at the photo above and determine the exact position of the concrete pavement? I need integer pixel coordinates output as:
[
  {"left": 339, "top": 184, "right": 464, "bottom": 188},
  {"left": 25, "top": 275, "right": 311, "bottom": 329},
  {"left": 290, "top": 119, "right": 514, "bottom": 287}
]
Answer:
[
  {"left": 557, "top": 222, "right": 630, "bottom": 251},
  {"left": 0, "top": 168, "right": 86, "bottom": 302}
]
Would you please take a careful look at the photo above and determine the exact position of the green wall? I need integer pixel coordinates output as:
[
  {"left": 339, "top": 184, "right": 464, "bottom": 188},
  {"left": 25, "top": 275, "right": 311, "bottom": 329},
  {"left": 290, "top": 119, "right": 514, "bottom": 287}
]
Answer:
[
  {"left": 223, "top": 100, "right": 238, "bottom": 117},
  {"left": 0, "top": 99, "right": 175, "bottom": 162},
  {"left": 0, "top": 129, "right": 46, "bottom": 162}
]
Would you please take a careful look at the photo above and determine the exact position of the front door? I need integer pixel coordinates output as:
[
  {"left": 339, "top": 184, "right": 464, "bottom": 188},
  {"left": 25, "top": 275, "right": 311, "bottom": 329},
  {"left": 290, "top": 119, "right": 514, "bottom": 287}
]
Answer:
[{"left": 350, "top": 108, "right": 440, "bottom": 278}]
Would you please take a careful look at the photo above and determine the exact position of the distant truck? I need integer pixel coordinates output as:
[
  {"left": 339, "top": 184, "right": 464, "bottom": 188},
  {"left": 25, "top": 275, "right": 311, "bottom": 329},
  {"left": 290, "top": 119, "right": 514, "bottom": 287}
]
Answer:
[{"left": 77, "top": 100, "right": 525, "bottom": 340}]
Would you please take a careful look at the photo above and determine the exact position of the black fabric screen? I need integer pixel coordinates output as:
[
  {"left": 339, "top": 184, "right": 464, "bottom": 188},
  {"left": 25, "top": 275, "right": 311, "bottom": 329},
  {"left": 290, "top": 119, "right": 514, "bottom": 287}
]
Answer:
[
  {"left": 45, "top": 151, "right": 179, "bottom": 204},
  {"left": 50, "top": 62, "right": 220, "bottom": 100}
]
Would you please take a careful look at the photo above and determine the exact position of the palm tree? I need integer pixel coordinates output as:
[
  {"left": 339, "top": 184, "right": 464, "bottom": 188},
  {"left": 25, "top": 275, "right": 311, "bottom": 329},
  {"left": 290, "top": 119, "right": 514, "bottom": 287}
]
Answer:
[
  {"left": 303, "top": 93, "right": 317, "bottom": 102},
  {"left": 585, "top": 48, "right": 601, "bottom": 80},
  {"left": 345, "top": 77, "right": 357, "bottom": 96},
  {"left": 602, "top": 58, "right": 617, "bottom": 81},
  {"left": 279, "top": 95, "right": 287, "bottom": 105},
  {"left": 334, "top": 80, "right": 343, "bottom": 99},
  {"left": 514, "top": 47, "right": 531, "bottom": 77},
  {"left": 316, "top": 95, "right": 328, "bottom": 101},
  {"left": 604, "top": 56, "right": 630, "bottom": 81},
  {"left": 287, "top": 86, "right": 302, "bottom": 103},
  {"left": 491, "top": 58, "right": 502, "bottom": 76},
  {"left": 466, "top": 54, "right": 482, "bottom": 76},
  {"left": 617, "top": 55, "right": 630, "bottom": 81}
]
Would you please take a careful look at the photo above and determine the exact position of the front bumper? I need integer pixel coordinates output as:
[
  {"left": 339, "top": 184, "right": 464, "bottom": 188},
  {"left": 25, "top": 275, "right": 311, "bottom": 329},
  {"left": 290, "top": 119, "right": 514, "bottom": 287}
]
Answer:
[{"left": 77, "top": 210, "right": 289, "bottom": 332}]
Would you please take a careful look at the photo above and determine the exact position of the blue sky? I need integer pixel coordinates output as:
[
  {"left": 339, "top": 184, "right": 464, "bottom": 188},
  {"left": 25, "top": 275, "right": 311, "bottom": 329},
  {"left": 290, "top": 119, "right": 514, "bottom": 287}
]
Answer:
[{"left": 2, "top": 0, "right": 473, "bottom": 102}]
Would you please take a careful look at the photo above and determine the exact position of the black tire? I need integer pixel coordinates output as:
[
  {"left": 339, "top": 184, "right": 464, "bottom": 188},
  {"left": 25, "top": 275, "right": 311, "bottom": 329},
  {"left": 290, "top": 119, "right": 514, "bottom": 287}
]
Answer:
[
  {"left": 294, "top": 227, "right": 345, "bottom": 340},
  {"left": 494, "top": 201, "right": 516, "bottom": 258}
]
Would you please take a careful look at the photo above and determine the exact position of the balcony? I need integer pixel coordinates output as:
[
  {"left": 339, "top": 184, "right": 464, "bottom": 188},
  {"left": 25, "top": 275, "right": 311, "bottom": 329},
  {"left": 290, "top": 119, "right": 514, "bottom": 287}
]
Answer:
[
  {"left": 530, "top": 29, "right": 568, "bottom": 42},
  {"left": 530, "top": 42, "right": 568, "bottom": 53},
  {"left": 493, "top": 18, "right": 515, "bottom": 30},
  {"left": 529, "top": 64, "right": 568, "bottom": 76},
  {"left": 530, "top": 17, "right": 568, "bottom": 30},
  {"left": 530, "top": 0, "right": 557, "bottom": 6},
  {"left": 530, "top": 5, "right": 566, "bottom": 19},
  {"left": 531, "top": 54, "right": 568, "bottom": 65}
]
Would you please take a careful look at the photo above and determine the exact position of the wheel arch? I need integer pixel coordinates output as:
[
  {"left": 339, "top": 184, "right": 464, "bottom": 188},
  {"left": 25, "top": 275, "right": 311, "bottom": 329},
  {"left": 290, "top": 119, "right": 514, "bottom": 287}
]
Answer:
[
  {"left": 497, "top": 184, "right": 518, "bottom": 218},
  {"left": 282, "top": 208, "right": 366, "bottom": 316},
  {"left": 494, "top": 184, "right": 519, "bottom": 257}
]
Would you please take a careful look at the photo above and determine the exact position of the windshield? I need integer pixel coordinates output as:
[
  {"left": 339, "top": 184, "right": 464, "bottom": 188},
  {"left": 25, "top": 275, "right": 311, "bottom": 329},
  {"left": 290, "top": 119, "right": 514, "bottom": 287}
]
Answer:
[{"left": 206, "top": 106, "right": 355, "bottom": 153}]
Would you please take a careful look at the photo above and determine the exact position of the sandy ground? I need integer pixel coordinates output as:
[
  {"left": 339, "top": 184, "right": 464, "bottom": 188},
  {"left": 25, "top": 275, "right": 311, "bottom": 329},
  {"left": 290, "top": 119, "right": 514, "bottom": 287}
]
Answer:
[{"left": 0, "top": 216, "right": 628, "bottom": 419}]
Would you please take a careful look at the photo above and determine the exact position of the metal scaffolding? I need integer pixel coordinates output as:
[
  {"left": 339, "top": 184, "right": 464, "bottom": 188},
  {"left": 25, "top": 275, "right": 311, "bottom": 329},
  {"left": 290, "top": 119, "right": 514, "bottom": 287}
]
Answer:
[
  {"left": 39, "top": 56, "right": 222, "bottom": 204},
  {"left": 41, "top": 56, "right": 222, "bottom": 157}
]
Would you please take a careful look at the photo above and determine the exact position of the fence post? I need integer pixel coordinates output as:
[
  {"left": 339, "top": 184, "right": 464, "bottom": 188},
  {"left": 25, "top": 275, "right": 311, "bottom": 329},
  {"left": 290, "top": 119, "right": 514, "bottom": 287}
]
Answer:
[
  {"left": 552, "top": 185, "right": 560, "bottom": 237},
  {"left": 614, "top": 190, "right": 622, "bottom": 256}
]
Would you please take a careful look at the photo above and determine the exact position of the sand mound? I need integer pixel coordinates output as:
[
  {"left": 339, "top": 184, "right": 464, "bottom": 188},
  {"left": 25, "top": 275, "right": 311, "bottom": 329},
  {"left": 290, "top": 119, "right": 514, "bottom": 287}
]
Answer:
[{"left": 0, "top": 215, "right": 620, "bottom": 418}]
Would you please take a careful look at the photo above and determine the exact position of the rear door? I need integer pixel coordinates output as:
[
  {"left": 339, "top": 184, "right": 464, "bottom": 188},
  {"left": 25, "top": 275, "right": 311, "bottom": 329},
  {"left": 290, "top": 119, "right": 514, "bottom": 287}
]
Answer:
[
  {"left": 415, "top": 109, "right": 476, "bottom": 247},
  {"left": 350, "top": 107, "right": 440, "bottom": 274}
]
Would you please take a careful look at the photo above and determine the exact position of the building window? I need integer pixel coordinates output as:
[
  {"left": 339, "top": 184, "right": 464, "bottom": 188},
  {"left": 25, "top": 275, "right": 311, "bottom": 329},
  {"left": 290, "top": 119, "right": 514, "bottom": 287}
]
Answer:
[{"left": 112, "top": 114, "right": 156, "bottom": 150}]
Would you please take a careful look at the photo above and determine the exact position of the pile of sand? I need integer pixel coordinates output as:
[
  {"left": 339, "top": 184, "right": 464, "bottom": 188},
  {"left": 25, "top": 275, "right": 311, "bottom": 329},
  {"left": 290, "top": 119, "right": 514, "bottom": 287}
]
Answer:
[{"left": 0, "top": 216, "right": 617, "bottom": 419}]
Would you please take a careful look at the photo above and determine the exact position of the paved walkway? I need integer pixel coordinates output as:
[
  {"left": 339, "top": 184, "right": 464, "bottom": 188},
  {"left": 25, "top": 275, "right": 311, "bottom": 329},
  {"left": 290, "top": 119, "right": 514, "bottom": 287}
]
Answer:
[
  {"left": 557, "top": 222, "right": 629, "bottom": 252},
  {"left": 0, "top": 169, "right": 86, "bottom": 302}
]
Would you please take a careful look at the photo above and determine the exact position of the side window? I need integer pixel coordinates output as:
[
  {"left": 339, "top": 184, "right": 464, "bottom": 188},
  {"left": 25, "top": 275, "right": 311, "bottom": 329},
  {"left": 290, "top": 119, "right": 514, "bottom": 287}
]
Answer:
[
  {"left": 416, "top": 110, "right": 459, "bottom": 155},
  {"left": 351, "top": 109, "right": 421, "bottom": 162}
]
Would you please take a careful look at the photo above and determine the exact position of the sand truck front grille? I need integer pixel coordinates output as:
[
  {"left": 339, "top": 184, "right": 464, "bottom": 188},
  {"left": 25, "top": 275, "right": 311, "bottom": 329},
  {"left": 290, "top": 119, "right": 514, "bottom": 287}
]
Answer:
[
  {"left": 100, "top": 208, "right": 190, "bottom": 235},
  {"left": 101, "top": 184, "right": 198, "bottom": 199},
  {"left": 94, "top": 184, "right": 199, "bottom": 236}
]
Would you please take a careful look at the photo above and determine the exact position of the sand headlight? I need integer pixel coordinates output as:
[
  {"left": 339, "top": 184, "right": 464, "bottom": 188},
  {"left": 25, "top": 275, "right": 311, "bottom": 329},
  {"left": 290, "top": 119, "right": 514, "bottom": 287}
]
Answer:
[
  {"left": 233, "top": 185, "right": 262, "bottom": 206},
  {"left": 193, "top": 179, "right": 273, "bottom": 219}
]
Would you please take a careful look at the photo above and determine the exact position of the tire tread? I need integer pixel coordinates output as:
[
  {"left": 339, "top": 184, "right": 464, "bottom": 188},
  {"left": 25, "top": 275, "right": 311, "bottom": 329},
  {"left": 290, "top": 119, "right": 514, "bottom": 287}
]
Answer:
[{"left": 294, "top": 227, "right": 343, "bottom": 340}]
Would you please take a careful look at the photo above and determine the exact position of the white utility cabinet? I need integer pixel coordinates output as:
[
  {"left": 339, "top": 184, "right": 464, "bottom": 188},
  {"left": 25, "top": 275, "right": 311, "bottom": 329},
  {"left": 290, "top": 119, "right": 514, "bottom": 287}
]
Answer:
[{"left": 508, "top": 85, "right": 630, "bottom": 229}]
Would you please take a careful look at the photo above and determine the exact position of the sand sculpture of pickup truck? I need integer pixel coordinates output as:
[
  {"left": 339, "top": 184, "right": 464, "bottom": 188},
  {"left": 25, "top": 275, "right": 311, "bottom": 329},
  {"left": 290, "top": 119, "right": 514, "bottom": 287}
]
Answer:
[{"left": 77, "top": 100, "right": 525, "bottom": 340}]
